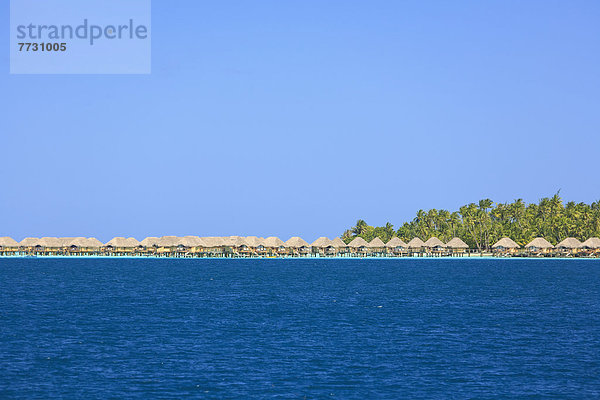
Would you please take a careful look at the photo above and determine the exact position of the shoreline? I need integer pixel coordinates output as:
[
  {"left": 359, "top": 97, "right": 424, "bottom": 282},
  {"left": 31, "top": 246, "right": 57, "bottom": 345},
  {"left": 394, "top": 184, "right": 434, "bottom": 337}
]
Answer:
[{"left": 1, "top": 255, "right": 599, "bottom": 261}]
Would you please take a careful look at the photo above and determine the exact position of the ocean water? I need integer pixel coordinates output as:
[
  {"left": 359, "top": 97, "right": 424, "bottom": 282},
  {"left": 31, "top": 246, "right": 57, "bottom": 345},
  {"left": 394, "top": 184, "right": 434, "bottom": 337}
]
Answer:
[{"left": 0, "top": 259, "right": 599, "bottom": 399}]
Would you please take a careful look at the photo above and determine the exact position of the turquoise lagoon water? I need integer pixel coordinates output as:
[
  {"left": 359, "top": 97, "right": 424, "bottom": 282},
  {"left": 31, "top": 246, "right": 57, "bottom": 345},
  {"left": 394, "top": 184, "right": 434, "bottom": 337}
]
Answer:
[{"left": 0, "top": 258, "right": 599, "bottom": 399}]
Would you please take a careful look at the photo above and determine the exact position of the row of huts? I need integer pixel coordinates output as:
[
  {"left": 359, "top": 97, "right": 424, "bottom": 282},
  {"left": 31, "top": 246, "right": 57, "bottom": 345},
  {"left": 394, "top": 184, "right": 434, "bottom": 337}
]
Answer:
[
  {"left": 0, "top": 236, "right": 599, "bottom": 257},
  {"left": 491, "top": 237, "right": 600, "bottom": 256}
]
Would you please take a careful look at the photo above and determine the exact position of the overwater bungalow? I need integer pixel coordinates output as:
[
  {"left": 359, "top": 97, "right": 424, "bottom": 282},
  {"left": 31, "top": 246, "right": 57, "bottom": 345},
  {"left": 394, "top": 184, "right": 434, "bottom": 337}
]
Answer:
[
  {"left": 581, "top": 237, "right": 600, "bottom": 256},
  {"left": 330, "top": 237, "right": 348, "bottom": 256},
  {"left": 311, "top": 237, "right": 332, "bottom": 256},
  {"left": 155, "top": 236, "right": 189, "bottom": 256},
  {"left": 261, "top": 237, "right": 286, "bottom": 256},
  {"left": 200, "top": 237, "right": 229, "bottom": 257},
  {"left": 232, "top": 236, "right": 253, "bottom": 257},
  {"left": 16, "top": 237, "right": 59, "bottom": 255},
  {"left": 284, "top": 237, "right": 311, "bottom": 256},
  {"left": 555, "top": 237, "right": 582, "bottom": 256},
  {"left": 0, "top": 237, "right": 20, "bottom": 255},
  {"left": 385, "top": 237, "right": 408, "bottom": 256},
  {"left": 85, "top": 238, "right": 104, "bottom": 253},
  {"left": 65, "top": 237, "right": 103, "bottom": 255},
  {"left": 37, "top": 237, "right": 63, "bottom": 255},
  {"left": 243, "top": 236, "right": 264, "bottom": 256},
  {"left": 104, "top": 237, "right": 140, "bottom": 255},
  {"left": 19, "top": 237, "right": 40, "bottom": 254},
  {"left": 492, "top": 237, "right": 520, "bottom": 254},
  {"left": 368, "top": 237, "right": 386, "bottom": 256},
  {"left": 407, "top": 237, "right": 426, "bottom": 255},
  {"left": 127, "top": 238, "right": 144, "bottom": 253},
  {"left": 140, "top": 237, "right": 160, "bottom": 252},
  {"left": 41, "top": 237, "right": 62, "bottom": 248},
  {"left": 525, "top": 237, "right": 554, "bottom": 256},
  {"left": 183, "top": 236, "right": 208, "bottom": 256},
  {"left": 348, "top": 237, "right": 369, "bottom": 256},
  {"left": 445, "top": 237, "right": 469, "bottom": 255},
  {"left": 424, "top": 237, "right": 446, "bottom": 255},
  {"left": 255, "top": 238, "right": 270, "bottom": 256}
]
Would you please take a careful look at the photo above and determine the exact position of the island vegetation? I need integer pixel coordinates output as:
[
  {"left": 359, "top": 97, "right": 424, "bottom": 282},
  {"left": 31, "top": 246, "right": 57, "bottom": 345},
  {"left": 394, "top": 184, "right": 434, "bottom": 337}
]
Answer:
[{"left": 341, "top": 194, "right": 600, "bottom": 251}]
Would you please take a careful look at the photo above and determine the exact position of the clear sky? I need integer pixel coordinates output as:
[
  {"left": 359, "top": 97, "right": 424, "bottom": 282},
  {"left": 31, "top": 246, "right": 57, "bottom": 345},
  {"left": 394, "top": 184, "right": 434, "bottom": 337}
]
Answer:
[{"left": 2, "top": 1, "right": 600, "bottom": 242}]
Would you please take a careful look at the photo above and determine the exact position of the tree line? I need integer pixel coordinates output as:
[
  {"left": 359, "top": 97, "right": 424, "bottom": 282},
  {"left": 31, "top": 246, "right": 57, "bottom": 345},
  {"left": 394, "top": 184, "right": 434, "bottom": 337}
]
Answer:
[{"left": 341, "top": 194, "right": 600, "bottom": 250}]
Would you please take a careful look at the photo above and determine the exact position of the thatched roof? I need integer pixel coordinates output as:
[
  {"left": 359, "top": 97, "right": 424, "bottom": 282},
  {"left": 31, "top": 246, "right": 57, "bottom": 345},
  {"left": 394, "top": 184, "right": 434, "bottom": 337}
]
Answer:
[
  {"left": 424, "top": 237, "right": 446, "bottom": 248},
  {"left": 446, "top": 237, "right": 469, "bottom": 249},
  {"left": 183, "top": 236, "right": 206, "bottom": 247},
  {"left": 105, "top": 237, "right": 139, "bottom": 248},
  {"left": 0, "top": 237, "right": 19, "bottom": 247},
  {"left": 155, "top": 236, "right": 205, "bottom": 247},
  {"left": 65, "top": 237, "right": 103, "bottom": 248},
  {"left": 368, "top": 237, "right": 385, "bottom": 248},
  {"left": 581, "top": 237, "right": 600, "bottom": 249},
  {"left": 284, "top": 237, "right": 310, "bottom": 248},
  {"left": 65, "top": 237, "right": 88, "bottom": 247},
  {"left": 140, "top": 237, "right": 160, "bottom": 247},
  {"left": 525, "top": 237, "right": 554, "bottom": 249},
  {"left": 348, "top": 237, "right": 369, "bottom": 248},
  {"left": 59, "top": 237, "right": 77, "bottom": 246},
  {"left": 126, "top": 238, "right": 141, "bottom": 247},
  {"left": 86, "top": 238, "right": 104, "bottom": 248},
  {"left": 331, "top": 238, "right": 347, "bottom": 248},
  {"left": 157, "top": 236, "right": 183, "bottom": 247},
  {"left": 385, "top": 237, "right": 408, "bottom": 248},
  {"left": 225, "top": 236, "right": 242, "bottom": 246},
  {"left": 311, "top": 237, "right": 332, "bottom": 248},
  {"left": 201, "top": 237, "right": 226, "bottom": 247},
  {"left": 407, "top": 237, "right": 425, "bottom": 248},
  {"left": 556, "top": 237, "right": 582, "bottom": 249},
  {"left": 492, "top": 237, "right": 520, "bottom": 249},
  {"left": 19, "top": 237, "right": 40, "bottom": 246},
  {"left": 232, "top": 236, "right": 251, "bottom": 247},
  {"left": 105, "top": 237, "right": 126, "bottom": 247},
  {"left": 244, "top": 236, "right": 263, "bottom": 247},
  {"left": 39, "top": 237, "right": 63, "bottom": 248},
  {"left": 262, "top": 236, "right": 285, "bottom": 248}
]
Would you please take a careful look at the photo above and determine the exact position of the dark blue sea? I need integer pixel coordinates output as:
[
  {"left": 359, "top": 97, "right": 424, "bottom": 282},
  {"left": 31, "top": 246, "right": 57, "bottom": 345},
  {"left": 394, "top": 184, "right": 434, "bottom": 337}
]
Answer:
[{"left": 1, "top": 258, "right": 599, "bottom": 399}]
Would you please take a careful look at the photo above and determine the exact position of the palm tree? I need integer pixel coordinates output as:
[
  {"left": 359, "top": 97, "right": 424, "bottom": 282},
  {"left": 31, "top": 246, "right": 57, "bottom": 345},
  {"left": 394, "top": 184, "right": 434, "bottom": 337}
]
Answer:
[
  {"left": 449, "top": 212, "right": 461, "bottom": 238},
  {"left": 352, "top": 219, "right": 368, "bottom": 236},
  {"left": 383, "top": 222, "right": 395, "bottom": 242}
]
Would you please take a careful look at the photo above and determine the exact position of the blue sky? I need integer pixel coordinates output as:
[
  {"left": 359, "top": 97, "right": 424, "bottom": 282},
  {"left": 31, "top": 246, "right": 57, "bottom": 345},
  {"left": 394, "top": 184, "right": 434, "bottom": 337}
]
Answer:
[{"left": 2, "top": 1, "right": 600, "bottom": 241}]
